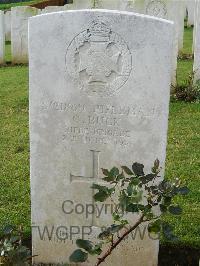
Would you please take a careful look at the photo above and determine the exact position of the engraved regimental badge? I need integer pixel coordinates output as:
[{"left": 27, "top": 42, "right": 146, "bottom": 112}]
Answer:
[
  {"left": 65, "top": 20, "right": 132, "bottom": 96},
  {"left": 146, "top": 0, "right": 167, "bottom": 19}
]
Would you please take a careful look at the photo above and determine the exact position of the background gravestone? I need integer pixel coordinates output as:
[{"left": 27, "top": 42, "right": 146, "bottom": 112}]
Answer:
[
  {"left": 11, "top": 6, "right": 38, "bottom": 64},
  {"left": 73, "top": 0, "right": 94, "bottom": 9},
  {"left": 94, "top": 0, "right": 134, "bottom": 10},
  {"left": 193, "top": 0, "right": 200, "bottom": 81},
  {"left": 186, "top": 0, "right": 196, "bottom": 27},
  {"left": 29, "top": 9, "right": 174, "bottom": 265},
  {"left": 0, "top": 11, "right": 5, "bottom": 65}
]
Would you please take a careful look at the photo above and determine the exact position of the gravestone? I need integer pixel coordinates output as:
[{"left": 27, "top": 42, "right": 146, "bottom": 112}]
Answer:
[
  {"left": 193, "top": 0, "right": 200, "bottom": 81},
  {"left": 177, "top": 3, "right": 185, "bottom": 51},
  {"left": 192, "top": 0, "right": 199, "bottom": 53},
  {"left": 4, "top": 11, "right": 11, "bottom": 42},
  {"left": 144, "top": 0, "right": 182, "bottom": 85},
  {"left": 186, "top": 0, "right": 196, "bottom": 27},
  {"left": 0, "top": 11, "right": 5, "bottom": 65},
  {"left": 29, "top": 9, "right": 174, "bottom": 265},
  {"left": 73, "top": 0, "right": 95, "bottom": 9},
  {"left": 11, "top": 6, "right": 38, "bottom": 64},
  {"left": 39, "top": 6, "right": 64, "bottom": 14},
  {"left": 63, "top": 4, "right": 74, "bottom": 10},
  {"left": 94, "top": 0, "right": 135, "bottom": 10}
]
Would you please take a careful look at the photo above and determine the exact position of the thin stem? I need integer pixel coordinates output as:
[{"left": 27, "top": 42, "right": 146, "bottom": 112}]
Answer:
[{"left": 94, "top": 214, "right": 145, "bottom": 266}]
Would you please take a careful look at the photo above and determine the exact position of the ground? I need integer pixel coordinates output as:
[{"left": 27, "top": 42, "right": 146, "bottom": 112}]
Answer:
[
  {"left": 0, "top": 0, "right": 43, "bottom": 11},
  {"left": 0, "top": 27, "right": 199, "bottom": 251}
]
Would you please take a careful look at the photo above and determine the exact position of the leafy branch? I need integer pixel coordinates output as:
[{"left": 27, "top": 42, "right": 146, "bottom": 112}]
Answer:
[
  {"left": 0, "top": 225, "right": 33, "bottom": 266},
  {"left": 69, "top": 159, "right": 189, "bottom": 265}
]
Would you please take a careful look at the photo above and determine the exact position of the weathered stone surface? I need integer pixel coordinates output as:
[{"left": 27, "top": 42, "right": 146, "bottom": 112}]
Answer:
[
  {"left": 4, "top": 11, "right": 11, "bottom": 42},
  {"left": 93, "top": 0, "right": 182, "bottom": 84},
  {"left": 29, "top": 9, "right": 174, "bottom": 265},
  {"left": 144, "top": 0, "right": 182, "bottom": 85},
  {"left": 95, "top": 0, "right": 134, "bottom": 10},
  {"left": 0, "top": 11, "right": 5, "bottom": 64},
  {"left": 39, "top": 6, "right": 64, "bottom": 14},
  {"left": 186, "top": 0, "right": 196, "bottom": 26},
  {"left": 11, "top": 6, "right": 38, "bottom": 64},
  {"left": 177, "top": 2, "right": 185, "bottom": 51},
  {"left": 193, "top": 0, "right": 200, "bottom": 81},
  {"left": 73, "top": 0, "right": 95, "bottom": 9}
]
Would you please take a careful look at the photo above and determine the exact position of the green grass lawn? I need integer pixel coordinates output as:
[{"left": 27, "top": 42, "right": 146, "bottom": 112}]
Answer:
[
  {"left": 0, "top": 0, "right": 43, "bottom": 11},
  {"left": 0, "top": 27, "right": 199, "bottom": 248},
  {"left": 5, "top": 41, "right": 11, "bottom": 63},
  {"left": 181, "top": 27, "right": 193, "bottom": 55}
]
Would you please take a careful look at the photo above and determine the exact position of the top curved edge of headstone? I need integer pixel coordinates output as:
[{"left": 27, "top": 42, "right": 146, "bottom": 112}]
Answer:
[{"left": 30, "top": 9, "right": 174, "bottom": 26}]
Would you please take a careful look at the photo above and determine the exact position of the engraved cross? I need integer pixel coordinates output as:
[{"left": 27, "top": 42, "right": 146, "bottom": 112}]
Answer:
[
  {"left": 70, "top": 150, "right": 101, "bottom": 183},
  {"left": 70, "top": 150, "right": 102, "bottom": 225}
]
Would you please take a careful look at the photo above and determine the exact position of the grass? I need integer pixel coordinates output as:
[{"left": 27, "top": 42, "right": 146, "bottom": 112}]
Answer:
[
  {"left": 0, "top": 27, "right": 199, "bottom": 248},
  {"left": 181, "top": 27, "right": 193, "bottom": 55},
  {"left": 164, "top": 102, "right": 200, "bottom": 248},
  {"left": 177, "top": 27, "right": 194, "bottom": 87},
  {"left": 5, "top": 41, "right": 11, "bottom": 63},
  {"left": 0, "top": 0, "right": 43, "bottom": 11},
  {"left": 0, "top": 66, "right": 30, "bottom": 234}
]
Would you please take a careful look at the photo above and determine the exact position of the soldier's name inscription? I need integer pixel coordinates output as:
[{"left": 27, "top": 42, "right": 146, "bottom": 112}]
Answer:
[{"left": 40, "top": 100, "right": 166, "bottom": 147}]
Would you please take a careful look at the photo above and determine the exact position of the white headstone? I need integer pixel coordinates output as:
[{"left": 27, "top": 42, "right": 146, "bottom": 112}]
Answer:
[
  {"left": 29, "top": 9, "right": 174, "bottom": 265},
  {"left": 11, "top": 6, "right": 38, "bottom": 64},
  {"left": 177, "top": 3, "right": 185, "bottom": 51},
  {"left": 39, "top": 6, "right": 64, "bottom": 14},
  {"left": 63, "top": 4, "right": 74, "bottom": 10},
  {"left": 4, "top": 11, "right": 11, "bottom": 42},
  {"left": 73, "top": 0, "right": 95, "bottom": 9},
  {"left": 95, "top": 0, "right": 134, "bottom": 10},
  {"left": 193, "top": 0, "right": 200, "bottom": 81},
  {"left": 186, "top": 0, "right": 196, "bottom": 26},
  {"left": 93, "top": 0, "right": 148, "bottom": 12},
  {"left": 0, "top": 11, "right": 5, "bottom": 65},
  {"left": 144, "top": 0, "right": 182, "bottom": 85},
  {"left": 192, "top": 0, "right": 199, "bottom": 53}
]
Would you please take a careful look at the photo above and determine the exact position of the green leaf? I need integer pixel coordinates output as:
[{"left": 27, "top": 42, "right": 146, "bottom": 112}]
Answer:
[
  {"left": 116, "top": 172, "right": 125, "bottom": 181},
  {"left": 143, "top": 204, "right": 152, "bottom": 213},
  {"left": 103, "top": 175, "right": 115, "bottom": 182},
  {"left": 148, "top": 219, "right": 161, "bottom": 233},
  {"left": 140, "top": 174, "right": 155, "bottom": 184},
  {"left": 131, "top": 177, "right": 140, "bottom": 185},
  {"left": 127, "top": 183, "right": 133, "bottom": 196},
  {"left": 109, "top": 224, "right": 124, "bottom": 234},
  {"left": 112, "top": 212, "right": 121, "bottom": 221},
  {"left": 3, "top": 225, "right": 15, "bottom": 235},
  {"left": 69, "top": 249, "right": 88, "bottom": 263},
  {"left": 131, "top": 190, "right": 143, "bottom": 203},
  {"left": 160, "top": 204, "right": 168, "bottom": 213},
  {"left": 168, "top": 205, "right": 182, "bottom": 215},
  {"left": 102, "top": 167, "right": 119, "bottom": 182},
  {"left": 101, "top": 168, "right": 110, "bottom": 176},
  {"left": 154, "top": 159, "right": 160, "bottom": 169},
  {"left": 98, "top": 229, "right": 112, "bottom": 240},
  {"left": 110, "top": 167, "right": 119, "bottom": 177},
  {"left": 76, "top": 239, "right": 93, "bottom": 252},
  {"left": 91, "top": 183, "right": 108, "bottom": 192},
  {"left": 132, "top": 162, "right": 144, "bottom": 176},
  {"left": 119, "top": 190, "right": 129, "bottom": 210},
  {"left": 126, "top": 203, "right": 139, "bottom": 213},
  {"left": 152, "top": 159, "right": 160, "bottom": 173},
  {"left": 90, "top": 244, "right": 102, "bottom": 255},
  {"left": 177, "top": 187, "right": 190, "bottom": 195},
  {"left": 163, "top": 197, "right": 172, "bottom": 206},
  {"left": 162, "top": 222, "right": 178, "bottom": 241},
  {"left": 93, "top": 191, "right": 109, "bottom": 202},
  {"left": 121, "top": 166, "right": 133, "bottom": 175}
]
